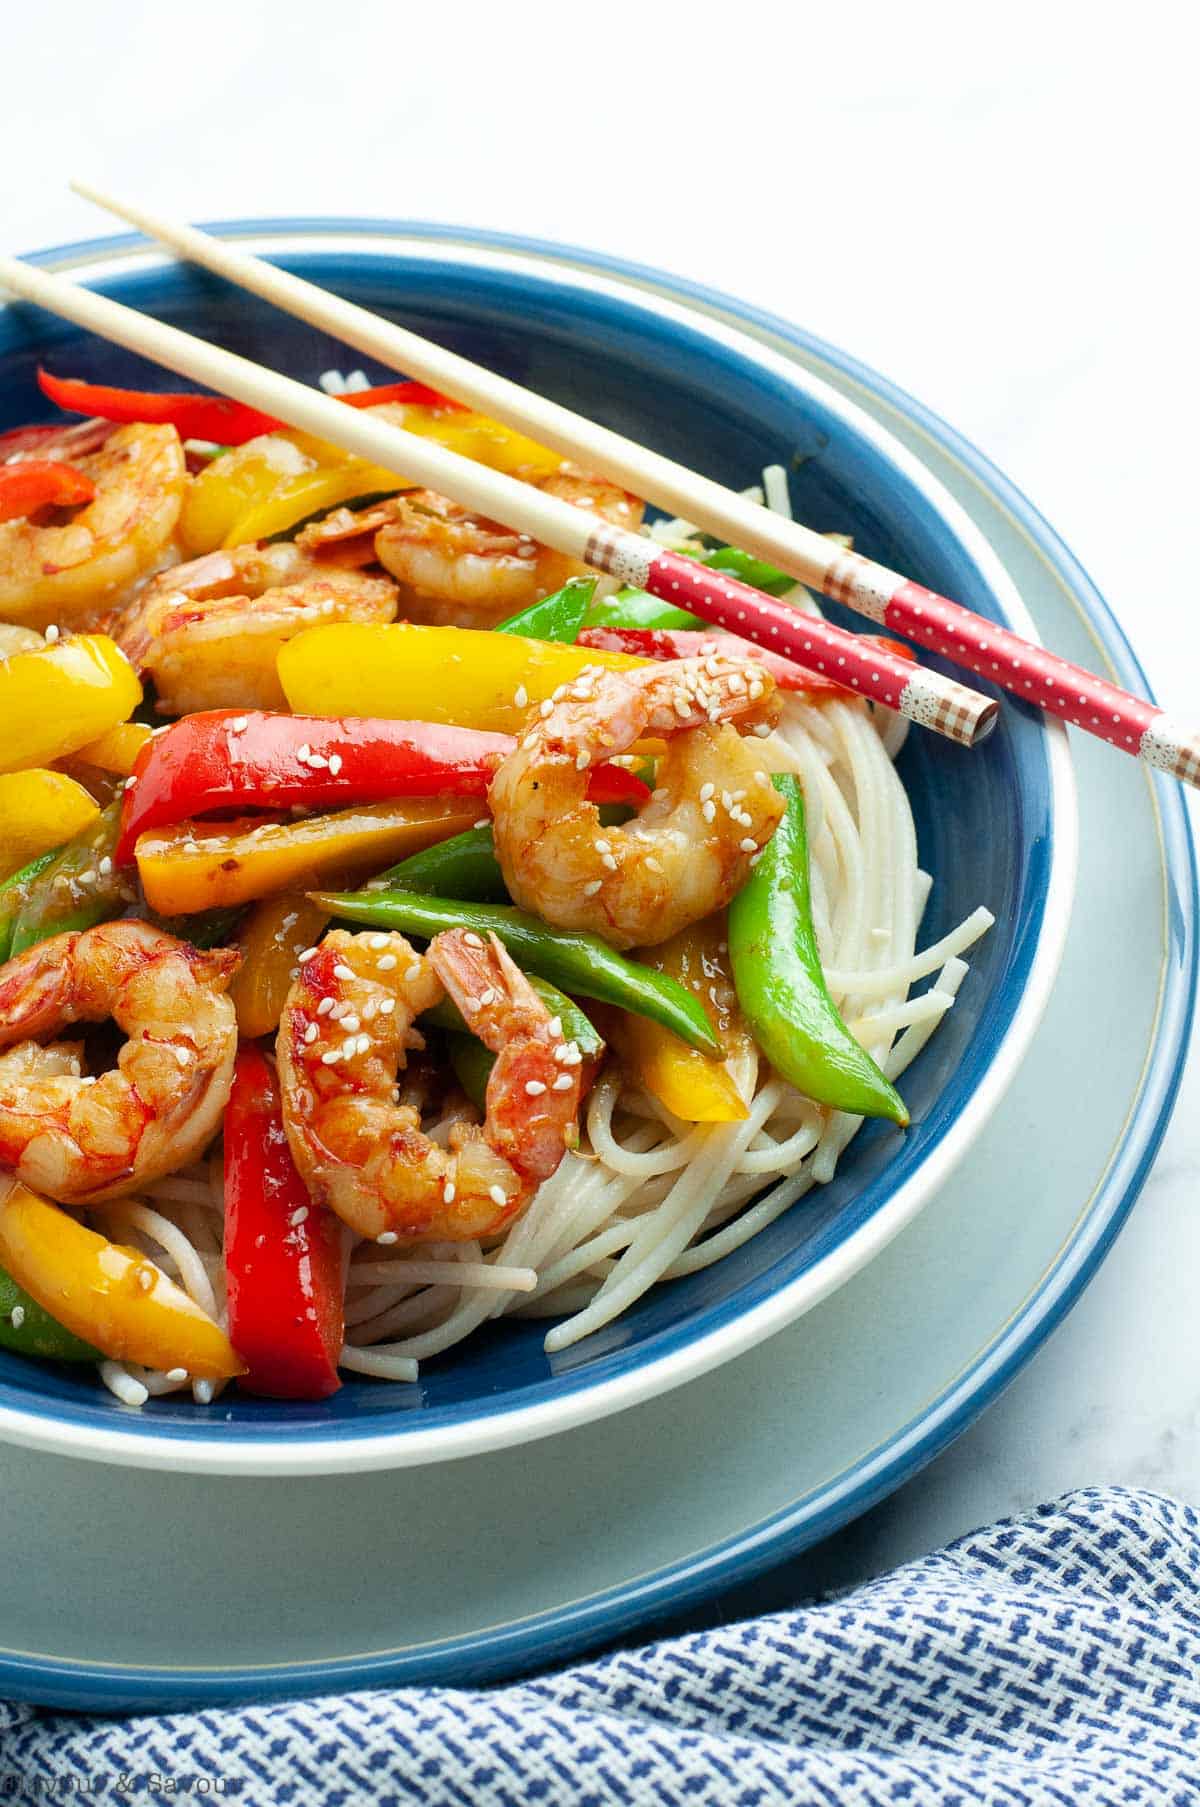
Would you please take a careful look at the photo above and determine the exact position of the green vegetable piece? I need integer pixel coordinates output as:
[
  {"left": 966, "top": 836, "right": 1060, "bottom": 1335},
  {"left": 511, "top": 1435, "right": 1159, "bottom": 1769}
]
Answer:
[
  {"left": 496, "top": 575, "right": 596, "bottom": 643},
  {"left": 374, "top": 827, "right": 509, "bottom": 902},
  {"left": 264, "top": 489, "right": 407, "bottom": 545},
  {"left": 445, "top": 1032, "right": 495, "bottom": 1112},
  {"left": 729, "top": 775, "right": 908, "bottom": 1125},
  {"left": 7, "top": 801, "right": 126, "bottom": 958},
  {"left": 700, "top": 546, "right": 797, "bottom": 597},
  {"left": 0, "top": 848, "right": 64, "bottom": 963},
  {"left": 583, "top": 586, "right": 704, "bottom": 632},
  {"left": 424, "top": 972, "right": 602, "bottom": 1057},
  {"left": 151, "top": 905, "right": 246, "bottom": 950},
  {"left": 310, "top": 888, "right": 720, "bottom": 1056},
  {"left": 0, "top": 1265, "right": 99, "bottom": 1362}
]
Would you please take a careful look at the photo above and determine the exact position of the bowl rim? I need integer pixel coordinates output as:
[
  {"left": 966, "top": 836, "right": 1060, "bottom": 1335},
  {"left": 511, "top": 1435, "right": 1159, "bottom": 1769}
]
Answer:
[{"left": 0, "top": 223, "right": 1077, "bottom": 1474}]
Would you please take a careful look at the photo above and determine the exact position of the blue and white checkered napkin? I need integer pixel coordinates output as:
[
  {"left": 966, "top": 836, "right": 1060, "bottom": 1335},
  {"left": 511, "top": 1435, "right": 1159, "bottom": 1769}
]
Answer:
[{"left": 5, "top": 1487, "right": 1200, "bottom": 1805}]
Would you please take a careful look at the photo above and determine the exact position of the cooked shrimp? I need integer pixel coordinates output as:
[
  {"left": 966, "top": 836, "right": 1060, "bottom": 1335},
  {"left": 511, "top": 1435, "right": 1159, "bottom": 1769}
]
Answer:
[
  {"left": 277, "top": 928, "right": 585, "bottom": 1242},
  {"left": 0, "top": 424, "right": 187, "bottom": 627},
  {"left": 366, "top": 463, "right": 643, "bottom": 629},
  {"left": 0, "top": 921, "right": 239, "bottom": 1205},
  {"left": 113, "top": 540, "right": 398, "bottom": 714},
  {"left": 489, "top": 655, "right": 785, "bottom": 949}
]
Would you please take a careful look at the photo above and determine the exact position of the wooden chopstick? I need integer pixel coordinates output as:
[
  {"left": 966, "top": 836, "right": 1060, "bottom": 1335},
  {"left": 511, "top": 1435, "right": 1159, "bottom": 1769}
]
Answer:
[
  {"left": 68, "top": 185, "right": 1200, "bottom": 792},
  {"left": 0, "top": 246, "right": 997, "bottom": 749}
]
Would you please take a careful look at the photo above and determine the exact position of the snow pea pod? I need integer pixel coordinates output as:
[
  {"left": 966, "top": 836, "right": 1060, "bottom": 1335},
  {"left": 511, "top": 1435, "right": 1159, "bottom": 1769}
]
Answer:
[
  {"left": 729, "top": 775, "right": 909, "bottom": 1125},
  {"left": 375, "top": 827, "right": 509, "bottom": 902},
  {"left": 496, "top": 575, "right": 595, "bottom": 643},
  {"left": 0, "top": 848, "right": 62, "bottom": 963},
  {"left": 309, "top": 887, "right": 720, "bottom": 1056}
]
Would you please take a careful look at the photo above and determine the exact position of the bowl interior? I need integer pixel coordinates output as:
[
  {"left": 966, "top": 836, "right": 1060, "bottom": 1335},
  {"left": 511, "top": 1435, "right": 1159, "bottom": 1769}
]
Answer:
[{"left": 0, "top": 244, "right": 1057, "bottom": 1448}]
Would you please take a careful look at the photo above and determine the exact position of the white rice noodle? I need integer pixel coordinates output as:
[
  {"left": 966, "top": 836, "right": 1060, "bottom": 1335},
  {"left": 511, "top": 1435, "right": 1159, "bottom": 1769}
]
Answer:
[{"left": 93, "top": 582, "right": 991, "bottom": 1405}]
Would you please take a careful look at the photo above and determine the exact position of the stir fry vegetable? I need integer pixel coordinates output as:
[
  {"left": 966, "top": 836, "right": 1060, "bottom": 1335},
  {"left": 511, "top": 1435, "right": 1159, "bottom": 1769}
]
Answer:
[
  {"left": 117, "top": 709, "right": 646, "bottom": 866},
  {"left": 277, "top": 623, "right": 644, "bottom": 732},
  {"left": 0, "top": 634, "right": 141, "bottom": 773},
  {"left": 613, "top": 918, "right": 751, "bottom": 1123},
  {"left": 495, "top": 575, "right": 594, "bottom": 643},
  {"left": 0, "top": 849, "right": 62, "bottom": 963},
  {"left": 0, "top": 1261, "right": 99, "bottom": 1361},
  {"left": 227, "top": 893, "right": 334, "bottom": 1039},
  {"left": 3, "top": 799, "right": 125, "bottom": 958},
  {"left": 135, "top": 797, "right": 482, "bottom": 915},
  {"left": 224, "top": 1046, "right": 344, "bottom": 1399},
  {"left": 0, "top": 1179, "right": 245, "bottom": 1379},
  {"left": 311, "top": 887, "right": 722, "bottom": 1056},
  {"left": 38, "top": 369, "right": 282, "bottom": 447},
  {"left": 375, "top": 826, "right": 509, "bottom": 902},
  {"left": 0, "top": 769, "right": 99, "bottom": 881},
  {"left": 729, "top": 775, "right": 908, "bottom": 1125},
  {"left": 0, "top": 460, "right": 95, "bottom": 523}
]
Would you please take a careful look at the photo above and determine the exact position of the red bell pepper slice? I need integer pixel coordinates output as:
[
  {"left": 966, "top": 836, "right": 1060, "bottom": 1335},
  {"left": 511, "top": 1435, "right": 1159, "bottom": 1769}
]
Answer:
[
  {"left": 336, "top": 380, "right": 464, "bottom": 411},
  {"left": 37, "top": 371, "right": 462, "bottom": 449},
  {"left": 38, "top": 369, "right": 283, "bottom": 447},
  {"left": 115, "top": 711, "right": 649, "bottom": 865},
  {"left": 0, "top": 460, "right": 96, "bottom": 524},
  {"left": 224, "top": 1045, "right": 344, "bottom": 1399},
  {"left": 577, "top": 625, "right": 918, "bottom": 697}
]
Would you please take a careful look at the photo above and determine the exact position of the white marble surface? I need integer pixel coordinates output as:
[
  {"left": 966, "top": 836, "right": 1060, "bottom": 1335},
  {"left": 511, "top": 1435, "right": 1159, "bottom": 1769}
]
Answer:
[{"left": 4, "top": 0, "right": 1198, "bottom": 1582}]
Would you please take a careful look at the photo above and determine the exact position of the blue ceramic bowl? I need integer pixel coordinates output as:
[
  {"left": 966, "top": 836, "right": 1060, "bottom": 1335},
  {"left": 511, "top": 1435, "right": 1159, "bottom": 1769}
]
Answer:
[{"left": 0, "top": 230, "right": 1076, "bottom": 1472}]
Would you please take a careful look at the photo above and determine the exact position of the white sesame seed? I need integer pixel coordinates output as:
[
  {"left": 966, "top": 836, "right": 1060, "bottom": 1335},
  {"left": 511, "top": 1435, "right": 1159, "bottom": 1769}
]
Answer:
[
  {"left": 377, "top": 954, "right": 397, "bottom": 972},
  {"left": 368, "top": 933, "right": 389, "bottom": 949},
  {"left": 748, "top": 679, "right": 764, "bottom": 700},
  {"left": 645, "top": 857, "right": 663, "bottom": 874},
  {"left": 462, "top": 996, "right": 481, "bottom": 1013},
  {"left": 474, "top": 817, "right": 490, "bottom": 830},
  {"left": 582, "top": 879, "right": 603, "bottom": 895},
  {"left": 165, "top": 1367, "right": 189, "bottom": 1383},
  {"left": 328, "top": 753, "right": 343, "bottom": 776},
  {"left": 230, "top": 716, "right": 249, "bottom": 731},
  {"left": 552, "top": 1073, "right": 574, "bottom": 1092},
  {"left": 478, "top": 987, "right": 497, "bottom": 1006},
  {"left": 377, "top": 1231, "right": 399, "bottom": 1245},
  {"left": 333, "top": 963, "right": 354, "bottom": 980},
  {"left": 539, "top": 700, "right": 554, "bottom": 718},
  {"left": 317, "top": 996, "right": 334, "bottom": 1016},
  {"left": 10, "top": 1306, "right": 25, "bottom": 1329},
  {"left": 321, "top": 1049, "right": 342, "bottom": 1065},
  {"left": 297, "top": 743, "right": 312, "bottom": 762},
  {"left": 380, "top": 997, "right": 396, "bottom": 1015},
  {"left": 341, "top": 1013, "right": 361, "bottom": 1033},
  {"left": 575, "top": 750, "right": 590, "bottom": 770},
  {"left": 594, "top": 838, "right": 611, "bottom": 854},
  {"left": 290, "top": 1207, "right": 309, "bottom": 1227},
  {"left": 403, "top": 963, "right": 422, "bottom": 982},
  {"left": 307, "top": 751, "right": 328, "bottom": 770},
  {"left": 489, "top": 1185, "right": 508, "bottom": 1207},
  {"left": 137, "top": 1268, "right": 154, "bottom": 1291},
  {"left": 699, "top": 782, "right": 715, "bottom": 801},
  {"left": 362, "top": 999, "right": 378, "bottom": 1021},
  {"left": 514, "top": 685, "right": 529, "bottom": 708},
  {"left": 174, "top": 1047, "right": 191, "bottom": 1067},
  {"left": 702, "top": 800, "right": 716, "bottom": 823},
  {"left": 601, "top": 854, "right": 618, "bottom": 872},
  {"left": 554, "top": 1041, "right": 582, "bottom": 1065},
  {"left": 547, "top": 1016, "right": 563, "bottom": 1039},
  {"left": 754, "top": 722, "right": 773, "bottom": 737},
  {"left": 304, "top": 1023, "right": 319, "bottom": 1044},
  {"left": 98, "top": 855, "right": 113, "bottom": 876},
  {"left": 443, "top": 1182, "right": 456, "bottom": 1204},
  {"left": 740, "top": 837, "right": 758, "bottom": 853},
  {"left": 525, "top": 1079, "right": 547, "bottom": 1096},
  {"left": 340, "top": 1037, "right": 358, "bottom": 1058},
  {"left": 44, "top": 624, "right": 60, "bottom": 643},
  {"left": 463, "top": 932, "right": 484, "bottom": 948},
  {"left": 357, "top": 1034, "right": 371, "bottom": 1055}
]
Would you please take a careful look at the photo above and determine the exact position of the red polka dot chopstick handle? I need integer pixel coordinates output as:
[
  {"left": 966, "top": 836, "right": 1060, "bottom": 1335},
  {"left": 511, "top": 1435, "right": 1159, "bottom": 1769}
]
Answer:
[
  {"left": 815, "top": 546, "right": 1196, "bottom": 785},
  {"left": 585, "top": 529, "right": 1000, "bottom": 749}
]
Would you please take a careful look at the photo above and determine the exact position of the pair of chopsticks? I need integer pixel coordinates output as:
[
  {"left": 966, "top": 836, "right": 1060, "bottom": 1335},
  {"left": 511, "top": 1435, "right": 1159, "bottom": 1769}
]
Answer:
[{"left": 1, "top": 185, "right": 1194, "bottom": 789}]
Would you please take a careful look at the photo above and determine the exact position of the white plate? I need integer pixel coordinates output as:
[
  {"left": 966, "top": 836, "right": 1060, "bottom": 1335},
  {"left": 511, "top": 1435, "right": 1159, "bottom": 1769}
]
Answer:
[{"left": 0, "top": 234, "right": 1189, "bottom": 1708}]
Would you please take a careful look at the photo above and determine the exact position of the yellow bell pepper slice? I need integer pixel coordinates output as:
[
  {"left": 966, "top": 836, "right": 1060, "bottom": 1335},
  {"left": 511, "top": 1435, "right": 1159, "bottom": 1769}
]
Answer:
[
  {"left": 228, "top": 891, "right": 334, "bottom": 1039},
  {"left": 178, "top": 434, "right": 319, "bottom": 555},
  {"left": 0, "top": 769, "right": 100, "bottom": 881},
  {"left": 278, "top": 623, "right": 645, "bottom": 735},
  {"left": 395, "top": 404, "right": 563, "bottom": 480},
  {"left": 0, "top": 1179, "right": 245, "bottom": 1379},
  {"left": 616, "top": 917, "right": 751, "bottom": 1122},
  {"left": 136, "top": 797, "right": 481, "bottom": 915},
  {"left": 69, "top": 720, "right": 154, "bottom": 776},
  {"left": 221, "top": 461, "right": 410, "bottom": 550},
  {"left": 0, "top": 635, "right": 142, "bottom": 774}
]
